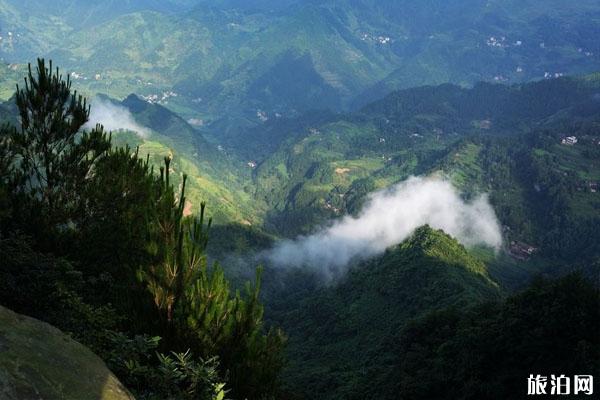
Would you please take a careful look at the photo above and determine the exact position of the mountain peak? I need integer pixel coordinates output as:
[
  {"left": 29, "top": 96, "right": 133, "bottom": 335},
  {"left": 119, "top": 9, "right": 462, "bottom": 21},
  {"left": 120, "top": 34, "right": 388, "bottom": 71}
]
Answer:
[
  {"left": 392, "top": 225, "right": 492, "bottom": 279},
  {"left": 122, "top": 93, "right": 148, "bottom": 113}
]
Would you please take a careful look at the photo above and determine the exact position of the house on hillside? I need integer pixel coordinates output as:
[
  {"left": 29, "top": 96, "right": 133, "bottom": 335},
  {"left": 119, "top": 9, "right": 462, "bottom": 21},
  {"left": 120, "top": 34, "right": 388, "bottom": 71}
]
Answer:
[
  {"left": 508, "top": 241, "right": 538, "bottom": 261},
  {"left": 561, "top": 136, "right": 578, "bottom": 145}
]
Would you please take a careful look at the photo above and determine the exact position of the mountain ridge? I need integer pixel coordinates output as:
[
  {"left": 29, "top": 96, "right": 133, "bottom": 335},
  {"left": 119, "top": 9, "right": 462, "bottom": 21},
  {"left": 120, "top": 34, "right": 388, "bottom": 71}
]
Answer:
[
  {"left": 2, "top": 0, "right": 600, "bottom": 135},
  {"left": 268, "top": 225, "right": 502, "bottom": 399}
]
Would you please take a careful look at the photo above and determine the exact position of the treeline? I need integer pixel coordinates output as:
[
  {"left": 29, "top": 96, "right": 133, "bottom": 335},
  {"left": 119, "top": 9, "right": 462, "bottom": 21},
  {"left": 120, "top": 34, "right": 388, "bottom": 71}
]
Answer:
[
  {"left": 0, "top": 59, "right": 284, "bottom": 399},
  {"left": 359, "top": 274, "right": 600, "bottom": 400}
]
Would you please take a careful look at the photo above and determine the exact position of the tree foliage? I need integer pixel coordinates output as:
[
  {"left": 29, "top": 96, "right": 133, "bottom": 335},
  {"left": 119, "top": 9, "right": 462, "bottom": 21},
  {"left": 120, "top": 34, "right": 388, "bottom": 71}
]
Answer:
[
  {"left": 7, "top": 59, "right": 111, "bottom": 248},
  {"left": 0, "top": 59, "right": 285, "bottom": 399},
  {"left": 364, "top": 274, "right": 600, "bottom": 400}
]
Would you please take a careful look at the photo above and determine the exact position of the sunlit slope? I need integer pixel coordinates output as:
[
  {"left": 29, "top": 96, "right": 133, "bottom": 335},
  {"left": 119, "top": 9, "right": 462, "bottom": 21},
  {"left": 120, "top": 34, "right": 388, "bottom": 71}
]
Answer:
[
  {"left": 111, "top": 131, "right": 262, "bottom": 226},
  {"left": 251, "top": 75, "right": 600, "bottom": 263},
  {"left": 86, "top": 91, "right": 265, "bottom": 226}
]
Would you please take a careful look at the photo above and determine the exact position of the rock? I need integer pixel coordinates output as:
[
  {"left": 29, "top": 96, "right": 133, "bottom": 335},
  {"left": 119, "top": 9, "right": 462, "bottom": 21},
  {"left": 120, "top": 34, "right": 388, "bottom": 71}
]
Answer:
[{"left": 0, "top": 305, "right": 134, "bottom": 400}]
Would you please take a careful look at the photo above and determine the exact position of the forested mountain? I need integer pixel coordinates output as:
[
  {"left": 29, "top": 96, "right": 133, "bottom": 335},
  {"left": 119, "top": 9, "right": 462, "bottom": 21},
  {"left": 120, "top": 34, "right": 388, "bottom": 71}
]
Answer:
[
  {"left": 244, "top": 73, "right": 599, "bottom": 398},
  {"left": 0, "top": 2, "right": 599, "bottom": 398},
  {"left": 3, "top": 63, "right": 597, "bottom": 264},
  {"left": 247, "top": 75, "right": 600, "bottom": 269},
  {"left": 268, "top": 226, "right": 502, "bottom": 398},
  {"left": 262, "top": 228, "right": 599, "bottom": 399},
  {"left": 1, "top": 0, "right": 600, "bottom": 139},
  {"left": 351, "top": 273, "right": 600, "bottom": 400}
]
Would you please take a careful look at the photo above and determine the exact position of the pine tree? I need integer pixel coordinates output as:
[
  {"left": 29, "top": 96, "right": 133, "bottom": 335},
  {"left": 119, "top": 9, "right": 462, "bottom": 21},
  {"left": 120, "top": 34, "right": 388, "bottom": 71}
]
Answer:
[
  {"left": 10, "top": 58, "right": 110, "bottom": 241},
  {"left": 184, "top": 266, "right": 285, "bottom": 399},
  {"left": 141, "top": 156, "right": 285, "bottom": 398},
  {"left": 76, "top": 145, "right": 160, "bottom": 329},
  {"left": 2, "top": 58, "right": 285, "bottom": 398},
  {"left": 142, "top": 156, "right": 212, "bottom": 333}
]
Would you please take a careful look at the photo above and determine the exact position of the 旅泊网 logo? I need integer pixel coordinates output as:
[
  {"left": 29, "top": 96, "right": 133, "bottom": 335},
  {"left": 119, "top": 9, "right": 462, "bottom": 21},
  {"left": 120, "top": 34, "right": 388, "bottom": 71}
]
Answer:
[{"left": 528, "top": 374, "right": 593, "bottom": 396}]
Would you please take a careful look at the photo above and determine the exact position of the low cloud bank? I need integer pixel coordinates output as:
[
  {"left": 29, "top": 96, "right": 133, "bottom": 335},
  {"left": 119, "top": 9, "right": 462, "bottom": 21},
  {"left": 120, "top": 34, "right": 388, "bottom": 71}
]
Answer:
[
  {"left": 265, "top": 176, "right": 502, "bottom": 274},
  {"left": 85, "top": 98, "right": 149, "bottom": 138}
]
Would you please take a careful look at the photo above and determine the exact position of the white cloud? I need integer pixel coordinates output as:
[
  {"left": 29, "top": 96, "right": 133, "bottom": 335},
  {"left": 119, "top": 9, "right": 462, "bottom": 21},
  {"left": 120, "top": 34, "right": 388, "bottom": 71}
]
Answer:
[
  {"left": 85, "top": 98, "right": 149, "bottom": 138},
  {"left": 265, "top": 176, "right": 502, "bottom": 275}
]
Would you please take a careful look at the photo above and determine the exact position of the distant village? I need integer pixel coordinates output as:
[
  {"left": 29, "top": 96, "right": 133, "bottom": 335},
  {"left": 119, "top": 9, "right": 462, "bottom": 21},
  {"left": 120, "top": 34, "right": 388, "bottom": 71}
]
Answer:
[
  {"left": 70, "top": 71, "right": 102, "bottom": 81},
  {"left": 360, "top": 32, "right": 392, "bottom": 45},
  {"left": 559, "top": 133, "right": 600, "bottom": 148},
  {"left": 141, "top": 91, "right": 178, "bottom": 105},
  {"left": 561, "top": 136, "right": 578, "bottom": 145},
  {"left": 560, "top": 134, "right": 600, "bottom": 147},
  {"left": 560, "top": 135, "right": 600, "bottom": 193},
  {"left": 484, "top": 35, "right": 593, "bottom": 82}
]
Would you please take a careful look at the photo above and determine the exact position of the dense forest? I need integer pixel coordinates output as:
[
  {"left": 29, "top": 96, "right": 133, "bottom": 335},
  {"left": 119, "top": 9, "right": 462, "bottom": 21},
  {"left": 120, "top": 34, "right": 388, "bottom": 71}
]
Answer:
[{"left": 262, "top": 227, "right": 599, "bottom": 399}]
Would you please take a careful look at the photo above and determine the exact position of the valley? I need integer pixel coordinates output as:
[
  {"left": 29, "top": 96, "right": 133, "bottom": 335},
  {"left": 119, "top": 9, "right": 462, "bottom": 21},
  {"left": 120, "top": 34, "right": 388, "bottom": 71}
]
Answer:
[
  {"left": 0, "top": 2, "right": 599, "bottom": 399},
  {"left": 2, "top": 0, "right": 600, "bottom": 130},
  {"left": 8, "top": 72, "right": 591, "bottom": 398}
]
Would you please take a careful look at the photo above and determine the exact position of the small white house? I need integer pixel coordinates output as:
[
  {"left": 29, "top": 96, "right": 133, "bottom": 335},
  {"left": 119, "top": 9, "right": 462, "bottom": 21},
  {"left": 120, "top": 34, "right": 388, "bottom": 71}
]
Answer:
[{"left": 561, "top": 136, "right": 578, "bottom": 145}]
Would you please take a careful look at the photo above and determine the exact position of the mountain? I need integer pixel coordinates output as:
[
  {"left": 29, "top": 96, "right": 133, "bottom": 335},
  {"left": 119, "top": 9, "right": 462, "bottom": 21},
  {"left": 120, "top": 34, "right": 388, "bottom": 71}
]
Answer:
[
  {"left": 0, "top": 88, "right": 263, "bottom": 225},
  {"left": 2, "top": 64, "right": 599, "bottom": 263},
  {"left": 266, "top": 226, "right": 501, "bottom": 399},
  {"left": 1, "top": 0, "right": 183, "bottom": 29},
  {"left": 0, "top": 1, "right": 185, "bottom": 62},
  {"left": 247, "top": 75, "right": 600, "bottom": 267},
  {"left": 0, "top": 304, "right": 133, "bottom": 400},
  {"left": 107, "top": 94, "right": 266, "bottom": 225},
  {"left": 350, "top": 0, "right": 600, "bottom": 106},
  {"left": 1, "top": 0, "right": 599, "bottom": 138},
  {"left": 0, "top": 4, "right": 598, "bottom": 399},
  {"left": 121, "top": 93, "right": 222, "bottom": 168}
]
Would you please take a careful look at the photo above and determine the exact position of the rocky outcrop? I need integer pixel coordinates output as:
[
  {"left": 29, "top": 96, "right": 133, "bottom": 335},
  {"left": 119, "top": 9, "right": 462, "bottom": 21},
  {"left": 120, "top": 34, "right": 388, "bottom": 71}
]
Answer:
[{"left": 0, "top": 305, "right": 134, "bottom": 400}]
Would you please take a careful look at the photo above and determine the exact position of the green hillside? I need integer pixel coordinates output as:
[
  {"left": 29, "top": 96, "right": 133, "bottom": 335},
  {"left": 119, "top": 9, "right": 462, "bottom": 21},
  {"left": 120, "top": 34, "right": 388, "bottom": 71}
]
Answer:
[
  {"left": 248, "top": 75, "right": 600, "bottom": 266},
  {"left": 2, "top": 63, "right": 598, "bottom": 264},
  {"left": 109, "top": 130, "right": 261, "bottom": 226},
  {"left": 267, "top": 226, "right": 501, "bottom": 399}
]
